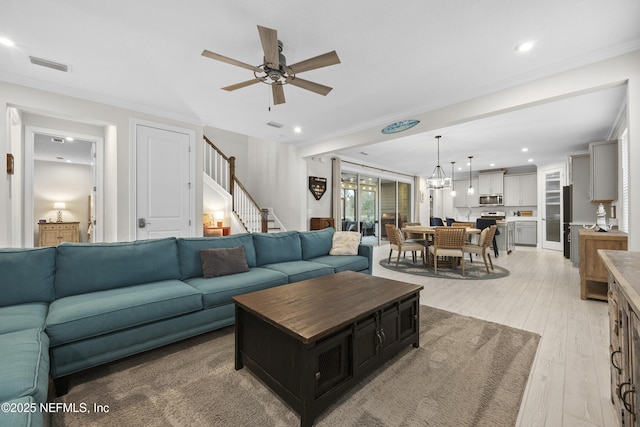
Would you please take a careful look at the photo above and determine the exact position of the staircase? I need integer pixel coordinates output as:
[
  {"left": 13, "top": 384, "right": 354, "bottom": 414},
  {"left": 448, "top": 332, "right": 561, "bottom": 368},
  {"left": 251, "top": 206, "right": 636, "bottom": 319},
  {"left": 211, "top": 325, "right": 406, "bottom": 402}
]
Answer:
[{"left": 203, "top": 136, "right": 283, "bottom": 233}]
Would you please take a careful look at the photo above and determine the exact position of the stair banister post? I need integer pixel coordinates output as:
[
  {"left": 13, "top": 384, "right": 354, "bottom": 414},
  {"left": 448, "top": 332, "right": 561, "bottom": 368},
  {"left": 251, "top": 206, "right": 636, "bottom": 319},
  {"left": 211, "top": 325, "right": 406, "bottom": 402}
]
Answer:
[
  {"left": 229, "top": 156, "right": 236, "bottom": 209},
  {"left": 261, "top": 208, "right": 269, "bottom": 233}
]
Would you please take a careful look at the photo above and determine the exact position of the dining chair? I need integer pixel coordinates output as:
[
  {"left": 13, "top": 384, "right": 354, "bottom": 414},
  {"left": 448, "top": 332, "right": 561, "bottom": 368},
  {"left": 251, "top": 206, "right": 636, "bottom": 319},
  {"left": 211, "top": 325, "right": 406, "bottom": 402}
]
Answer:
[
  {"left": 430, "top": 217, "right": 444, "bottom": 226},
  {"left": 429, "top": 226, "right": 466, "bottom": 276},
  {"left": 385, "top": 224, "right": 424, "bottom": 266},
  {"left": 401, "top": 222, "right": 424, "bottom": 243},
  {"left": 464, "top": 225, "right": 498, "bottom": 273}
]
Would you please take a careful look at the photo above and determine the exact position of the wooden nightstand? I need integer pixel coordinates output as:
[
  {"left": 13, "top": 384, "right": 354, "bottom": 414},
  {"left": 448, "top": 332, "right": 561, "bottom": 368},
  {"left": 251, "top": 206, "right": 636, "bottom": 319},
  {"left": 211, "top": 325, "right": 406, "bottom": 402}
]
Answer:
[
  {"left": 38, "top": 222, "right": 80, "bottom": 246},
  {"left": 204, "top": 226, "right": 231, "bottom": 237}
]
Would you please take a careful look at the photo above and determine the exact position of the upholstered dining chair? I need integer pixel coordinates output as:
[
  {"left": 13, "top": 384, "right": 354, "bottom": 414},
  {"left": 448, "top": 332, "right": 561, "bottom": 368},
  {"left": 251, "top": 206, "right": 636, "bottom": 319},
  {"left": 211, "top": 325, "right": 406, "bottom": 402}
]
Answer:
[
  {"left": 430, "top": 217, "right": 444, "bottom": 226},
  {"left": 429, "top": 226, "right": 466, "bottom": 276},
  {"left": 464, "top": 225, "right": 498, "bottom": 273},
  {"left": 385, "top": 224, "right": 424, "bottom": 267}
]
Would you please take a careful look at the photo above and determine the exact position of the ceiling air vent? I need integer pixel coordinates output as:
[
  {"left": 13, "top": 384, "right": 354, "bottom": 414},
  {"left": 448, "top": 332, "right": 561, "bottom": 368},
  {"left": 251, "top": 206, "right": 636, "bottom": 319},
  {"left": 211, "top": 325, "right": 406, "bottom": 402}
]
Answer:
[
  {"left": 267, "top": 121, "right": 284, "bottom": 128},
  {"left": 29, "top": 56, "right": 69, "bottom": 72},
  {"left": 51, "top": 137, "right": 65, "bottom": 144}
]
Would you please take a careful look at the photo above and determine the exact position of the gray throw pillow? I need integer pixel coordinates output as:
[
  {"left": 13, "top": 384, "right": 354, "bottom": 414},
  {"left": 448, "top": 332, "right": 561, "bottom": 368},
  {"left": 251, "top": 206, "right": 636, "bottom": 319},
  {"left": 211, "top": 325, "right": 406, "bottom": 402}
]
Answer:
[{"left": 200, "top": 246, "right": 249, "bottom": 278}]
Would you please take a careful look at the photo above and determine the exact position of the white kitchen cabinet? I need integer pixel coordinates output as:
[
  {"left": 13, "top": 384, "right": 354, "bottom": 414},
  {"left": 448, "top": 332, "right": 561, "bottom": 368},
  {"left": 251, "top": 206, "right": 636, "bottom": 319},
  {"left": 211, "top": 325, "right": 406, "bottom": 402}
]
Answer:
[
  {"left": 453, "top": 178, "right": 479, "bottom": 208},
  {"left": 589, "top": 140, "right": 617, "bottom": 201},
  {"left": 478, "top": 172, "right": 504, "bottom": 195},
  {"left": 515, "top": 221, "right": 537, "bottom": 246},
  {"left": 504, "top": 174, "right": 537, "bottom": 206}
]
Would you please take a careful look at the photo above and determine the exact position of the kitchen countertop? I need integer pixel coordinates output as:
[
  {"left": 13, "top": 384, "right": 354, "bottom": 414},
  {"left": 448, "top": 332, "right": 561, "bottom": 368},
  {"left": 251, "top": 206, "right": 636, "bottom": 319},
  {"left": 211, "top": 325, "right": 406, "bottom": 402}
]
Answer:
[{"left": 507, "top": 217, "right": 538, "bottom": 222}]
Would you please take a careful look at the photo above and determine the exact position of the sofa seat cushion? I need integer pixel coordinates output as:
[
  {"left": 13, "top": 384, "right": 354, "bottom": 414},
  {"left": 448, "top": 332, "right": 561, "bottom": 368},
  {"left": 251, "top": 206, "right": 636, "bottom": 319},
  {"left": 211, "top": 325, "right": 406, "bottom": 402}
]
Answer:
[
  {"left": 310, "top": 255, "right": 370, "bottom": 273},
  {"left": 0, "top": 396, "right": 43, "bottom": 427},
  {"left": 185, "top": 268, "right": 287, "bottom": 309},
  {"left": 46, "top": 280, "right": 203, "bottom": 346},
  {"left": 0, "top": 329, "right": 49, "bottom": 404},
  {"left": 0, "top": 303, "right": 48, "bottom": 335},
  {"left": 263, "top": 261, "right": 335, "bottom": 283}
]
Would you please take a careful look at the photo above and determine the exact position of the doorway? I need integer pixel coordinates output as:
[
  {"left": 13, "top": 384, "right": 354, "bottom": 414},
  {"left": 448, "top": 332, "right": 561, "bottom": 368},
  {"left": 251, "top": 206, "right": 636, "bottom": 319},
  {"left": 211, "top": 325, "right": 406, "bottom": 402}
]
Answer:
[{"left": 24, "top": 126, "right": 104, "bottom": 247}]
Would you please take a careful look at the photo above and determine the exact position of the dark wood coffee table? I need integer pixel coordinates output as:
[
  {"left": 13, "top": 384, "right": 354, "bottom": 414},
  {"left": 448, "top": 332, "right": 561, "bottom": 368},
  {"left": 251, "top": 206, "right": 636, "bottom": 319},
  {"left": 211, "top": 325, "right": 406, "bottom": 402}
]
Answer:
[{"left": 232, "top": 270, "right": 424, "bottom": 426}]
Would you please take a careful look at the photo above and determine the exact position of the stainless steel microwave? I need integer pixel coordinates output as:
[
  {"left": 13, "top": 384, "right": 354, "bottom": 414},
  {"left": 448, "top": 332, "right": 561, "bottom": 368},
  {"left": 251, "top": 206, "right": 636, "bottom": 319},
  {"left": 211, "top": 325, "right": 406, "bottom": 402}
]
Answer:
[{"left": 479, "top": 194, "right": 503, "bottom": 206}]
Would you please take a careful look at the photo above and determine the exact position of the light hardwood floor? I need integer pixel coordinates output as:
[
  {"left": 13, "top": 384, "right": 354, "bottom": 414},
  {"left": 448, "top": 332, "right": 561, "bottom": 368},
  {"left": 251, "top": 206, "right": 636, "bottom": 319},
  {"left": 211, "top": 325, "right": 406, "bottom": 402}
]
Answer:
[{"left": 370, "top": 243, "right": 618, "bottom": 427}]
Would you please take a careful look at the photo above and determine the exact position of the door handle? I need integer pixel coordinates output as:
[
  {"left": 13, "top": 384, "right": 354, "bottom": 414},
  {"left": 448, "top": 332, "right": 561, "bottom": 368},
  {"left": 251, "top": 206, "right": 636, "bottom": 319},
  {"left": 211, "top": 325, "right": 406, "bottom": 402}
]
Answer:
[{"left": 138, "top": 218, "right": 150, "bottom": 228}]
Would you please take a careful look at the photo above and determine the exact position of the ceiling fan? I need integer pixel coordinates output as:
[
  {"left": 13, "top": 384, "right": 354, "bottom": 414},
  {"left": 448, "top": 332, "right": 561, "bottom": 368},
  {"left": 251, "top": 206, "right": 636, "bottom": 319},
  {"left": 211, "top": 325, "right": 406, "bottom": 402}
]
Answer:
[{"left": 201, "top": 25, "right": 340, "bottom": 105}]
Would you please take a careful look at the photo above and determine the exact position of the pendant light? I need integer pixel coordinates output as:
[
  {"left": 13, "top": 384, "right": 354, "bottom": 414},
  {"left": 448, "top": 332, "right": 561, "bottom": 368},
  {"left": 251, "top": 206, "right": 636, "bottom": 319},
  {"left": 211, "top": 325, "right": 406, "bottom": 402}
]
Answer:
[
  {"left": 467, "top": 156, "right": 475, "bottom": 196},
  {"left": 426, "top": 135, "right": 452, "bottom": 190},
  {"left": 450, "top": 162, "right": 456, "bottom": 197}
]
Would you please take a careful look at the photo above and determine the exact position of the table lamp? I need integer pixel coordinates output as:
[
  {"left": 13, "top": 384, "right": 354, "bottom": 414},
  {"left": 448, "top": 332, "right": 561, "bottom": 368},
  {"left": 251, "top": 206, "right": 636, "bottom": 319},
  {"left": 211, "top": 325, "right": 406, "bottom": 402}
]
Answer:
[
  {"left": 214, "top": 211, "right": 224, "bottom": 227},
  {"left": 54, "top": 202, "right": 66, "bottom": 223}
]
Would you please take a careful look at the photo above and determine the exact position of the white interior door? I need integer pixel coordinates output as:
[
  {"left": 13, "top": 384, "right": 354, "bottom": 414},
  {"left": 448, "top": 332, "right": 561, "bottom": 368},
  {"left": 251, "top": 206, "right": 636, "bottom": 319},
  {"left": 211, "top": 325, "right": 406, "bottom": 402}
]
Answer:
[
  {"left": 541, "top": 167, "right": 563, "bottom": 250},
  {"left": 135, "top": 124, "right": 193, "bottom": 240}
]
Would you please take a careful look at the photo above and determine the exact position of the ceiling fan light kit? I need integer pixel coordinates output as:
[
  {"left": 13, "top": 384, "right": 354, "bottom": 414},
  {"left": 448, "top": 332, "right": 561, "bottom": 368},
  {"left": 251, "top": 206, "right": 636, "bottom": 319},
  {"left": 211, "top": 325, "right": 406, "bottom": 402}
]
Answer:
[{"left": 202, "top": 25, "right": 340, "bottom": 105}]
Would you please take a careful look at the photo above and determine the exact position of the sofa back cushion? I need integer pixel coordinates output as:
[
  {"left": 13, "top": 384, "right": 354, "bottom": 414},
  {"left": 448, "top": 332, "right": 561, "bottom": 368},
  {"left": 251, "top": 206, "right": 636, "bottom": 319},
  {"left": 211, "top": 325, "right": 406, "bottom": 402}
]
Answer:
[
  {"left": 299, "top": 227, "right": 335, "bottom": 260},
  {"left": 0, "top": 247, "right": 56, "bottom": 308},
  {"left": 55, "top": 238, "right": 181, "bottom": 298},
  {"left": 253, "top": 231, "right": 302, "bottom": 266},
  {"left": 177, "top": 234, "right": 257, "bottom": 279}
]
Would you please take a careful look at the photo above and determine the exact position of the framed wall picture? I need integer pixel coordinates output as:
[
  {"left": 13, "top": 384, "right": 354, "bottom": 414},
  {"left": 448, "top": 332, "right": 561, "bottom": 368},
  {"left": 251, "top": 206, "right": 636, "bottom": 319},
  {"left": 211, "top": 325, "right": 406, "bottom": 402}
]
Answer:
[{"left": 309, "top": 176, "right": 327, "bottom": 200}]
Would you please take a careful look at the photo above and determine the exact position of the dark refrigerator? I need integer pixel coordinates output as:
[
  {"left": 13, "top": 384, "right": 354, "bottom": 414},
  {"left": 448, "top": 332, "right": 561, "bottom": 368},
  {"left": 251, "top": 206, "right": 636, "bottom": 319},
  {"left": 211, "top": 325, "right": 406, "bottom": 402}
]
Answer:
[{"left": 563, "top": 185, "right": 572, "bottom": 258}]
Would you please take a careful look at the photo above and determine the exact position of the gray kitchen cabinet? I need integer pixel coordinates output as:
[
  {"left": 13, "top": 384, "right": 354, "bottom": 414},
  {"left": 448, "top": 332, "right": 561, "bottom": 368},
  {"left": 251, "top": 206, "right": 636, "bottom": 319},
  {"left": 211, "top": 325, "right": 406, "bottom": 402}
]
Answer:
[
  {"left": 478, "top": 172, "right": 504, "bottom": 195},
  {"left": 589, "top": 140, "right": 617, "bottom": 202},
  {"left": 515, "top": 221, "right": 537, "bottom": 246},
  {"left": 504, "top": 174, "right": 537, "bottom": 206}
]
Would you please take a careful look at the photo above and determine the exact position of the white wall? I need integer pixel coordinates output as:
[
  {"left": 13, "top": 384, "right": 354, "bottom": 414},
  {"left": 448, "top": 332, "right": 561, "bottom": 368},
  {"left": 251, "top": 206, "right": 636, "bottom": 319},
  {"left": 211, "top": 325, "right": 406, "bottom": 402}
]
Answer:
[{"left": 33, "top": 160, "right": 91, "bottom": 245}]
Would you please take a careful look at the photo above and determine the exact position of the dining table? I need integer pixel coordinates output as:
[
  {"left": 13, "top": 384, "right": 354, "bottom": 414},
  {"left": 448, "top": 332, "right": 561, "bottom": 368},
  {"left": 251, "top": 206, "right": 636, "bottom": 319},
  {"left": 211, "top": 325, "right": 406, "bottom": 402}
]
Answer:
[{"left": 401, "top": 225, "right": 481, "bottom": 266}]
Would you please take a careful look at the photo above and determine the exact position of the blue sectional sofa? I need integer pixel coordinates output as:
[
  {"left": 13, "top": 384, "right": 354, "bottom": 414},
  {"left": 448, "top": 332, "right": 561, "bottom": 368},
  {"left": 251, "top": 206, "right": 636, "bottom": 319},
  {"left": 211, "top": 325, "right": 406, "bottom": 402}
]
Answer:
[{"left": 0, "top": 228, "right": 371, "bottom": 427}]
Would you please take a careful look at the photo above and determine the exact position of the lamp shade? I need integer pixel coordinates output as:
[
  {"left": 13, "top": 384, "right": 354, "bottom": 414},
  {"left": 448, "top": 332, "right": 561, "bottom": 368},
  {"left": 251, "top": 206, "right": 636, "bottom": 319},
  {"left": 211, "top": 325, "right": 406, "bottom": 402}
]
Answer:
[
  {"left": 214, "top": 211, "right": 224, "bottom": 220},
  {"left": 53, "top": 202, "right": 66, "bottom": 210}
]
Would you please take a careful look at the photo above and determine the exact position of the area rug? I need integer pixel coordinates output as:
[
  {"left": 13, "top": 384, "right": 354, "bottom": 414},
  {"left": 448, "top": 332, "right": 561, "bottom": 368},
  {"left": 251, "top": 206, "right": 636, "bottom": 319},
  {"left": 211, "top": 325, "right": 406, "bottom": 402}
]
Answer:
[
  {"left": 379, "top": 257, "right": 510, "bottom": 280},
  {"left": 51, "top": 306, "right": 539, "bottom": 427}
]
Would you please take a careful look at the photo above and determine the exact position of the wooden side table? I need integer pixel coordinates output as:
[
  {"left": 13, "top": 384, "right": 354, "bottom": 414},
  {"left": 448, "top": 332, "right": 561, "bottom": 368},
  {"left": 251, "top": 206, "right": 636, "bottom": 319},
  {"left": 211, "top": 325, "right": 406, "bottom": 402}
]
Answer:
[
  {"left": 204, "top": 226, "right": 231, "bottom": 237},
  {"left": 38, "top": 222, "right": 80, "bottom": 246},
  {"left": 310, "top": 217, "right": 334, "bottom": 230}
]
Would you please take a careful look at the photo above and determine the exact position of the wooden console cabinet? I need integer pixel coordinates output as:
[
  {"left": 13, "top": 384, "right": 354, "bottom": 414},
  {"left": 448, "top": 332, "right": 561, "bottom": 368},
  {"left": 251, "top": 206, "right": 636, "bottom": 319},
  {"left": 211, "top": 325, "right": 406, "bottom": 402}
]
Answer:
[
  {"left": 38, "top": 222, "right": 80, "bottom": 246},
  {"left": 578, "top": 228, "right": 627, "bottom": 300},
  {"left": 601, "top": 250, "right": 640, "bottom": 426},
  {"left": 310, "top": 217, "right": 335, "bottom": 230}
]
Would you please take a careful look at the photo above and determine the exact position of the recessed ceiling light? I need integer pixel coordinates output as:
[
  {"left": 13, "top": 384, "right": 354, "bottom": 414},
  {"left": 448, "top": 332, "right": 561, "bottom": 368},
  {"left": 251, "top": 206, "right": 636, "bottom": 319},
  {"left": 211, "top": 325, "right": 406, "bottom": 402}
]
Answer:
[
  {"left": 457, "top": 167, "right": 462, "bottom": 171},
  {"left": 0, "top": 37, "right": 15, "bottom": 47},
  {"left": 294, "top": 126, "right": 302, "bottom": 133},
  {"left": 65, "top": 137, "right": 74, "bottom": 141},
  {"left": 522, "top": 147, "right": 528, "bottom": 152},
  {"left": 515, "top": 41, "right": 535, "bottom": 53},
  {"left": 528, "top": 158, "right": 534, "bottom": 162},
  {"left": 66, "top": 160, "right": 72, "bottom": 163},
  {"left": 490, "top": 163, "right": 495, "bottom": 167}
]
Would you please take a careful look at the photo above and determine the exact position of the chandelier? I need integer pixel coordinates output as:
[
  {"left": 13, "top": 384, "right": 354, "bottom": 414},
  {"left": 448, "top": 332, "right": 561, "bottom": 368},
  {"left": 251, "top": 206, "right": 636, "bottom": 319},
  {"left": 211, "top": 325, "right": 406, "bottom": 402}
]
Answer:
[{"left": 426, "top": 135, "right": 451, "bottom": 190}]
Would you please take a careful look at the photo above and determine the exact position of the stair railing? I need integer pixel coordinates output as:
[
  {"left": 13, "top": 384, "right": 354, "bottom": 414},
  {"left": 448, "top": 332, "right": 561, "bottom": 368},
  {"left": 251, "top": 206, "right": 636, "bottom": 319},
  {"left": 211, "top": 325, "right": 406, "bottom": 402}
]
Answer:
[{"left": 203, "top": 136, "right": 269, "bottom": 233}]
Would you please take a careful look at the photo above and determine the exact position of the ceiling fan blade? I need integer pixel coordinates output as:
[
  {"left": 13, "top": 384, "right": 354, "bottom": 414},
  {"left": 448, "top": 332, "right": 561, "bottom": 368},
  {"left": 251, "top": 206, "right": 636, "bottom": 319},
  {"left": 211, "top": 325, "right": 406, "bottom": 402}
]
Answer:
[
  {"left": 221, "top": 78, "right": 263, "bottom": 91},
  {"left": 288, "top": 77, "right": 332, "bottom": 96},
  {"left": 201, "top": 49, "right": 260, "bottom": 72},
  {"left": 289, "top": 51, "right": 340, "bottom": 74},
  {"left": 272, "top": 84, "right": 286, "bottom": 105},
  {"left": 257, "top": 25, "right": 279, "bottom": 69}
]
